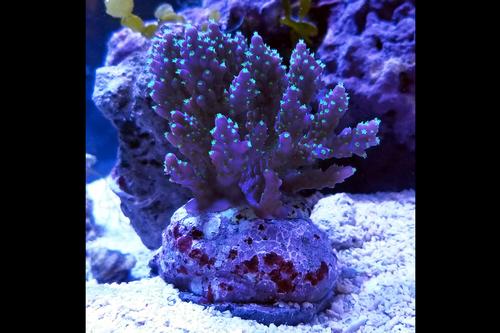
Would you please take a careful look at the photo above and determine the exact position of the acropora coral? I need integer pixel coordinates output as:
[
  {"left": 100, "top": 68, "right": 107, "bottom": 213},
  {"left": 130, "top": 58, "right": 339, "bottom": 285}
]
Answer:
[{"left": 147, "top": 23, "right": 380, "bottom": 218}]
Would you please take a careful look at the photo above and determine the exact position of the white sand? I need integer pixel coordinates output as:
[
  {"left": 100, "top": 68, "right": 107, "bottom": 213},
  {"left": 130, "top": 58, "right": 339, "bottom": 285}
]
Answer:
[{"left": 86, "top": 178, "right": 415, "bottom": 333}]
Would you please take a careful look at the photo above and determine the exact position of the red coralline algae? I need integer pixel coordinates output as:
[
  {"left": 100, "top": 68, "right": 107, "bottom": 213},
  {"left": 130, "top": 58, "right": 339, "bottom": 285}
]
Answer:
[
  {"left": 206, "top": 284, "right": 214, "bottom": 303},
  {"left": 176, "top": 235, "right": 192, "bottom": 252},
  {"left": 172, "top": 224, "right": 181, "bottom": 239},
  {"left": 305, "top": 261, "right": 329, "bottom": 286},
  {"left": 228, "top": 248, "right": 238, "bottom": 260},
  {"left": 189, "top": 228, "right": 204, "bottom": 240},
  {"left": 219, "top": 282, "right": 234, "bottom": 292},
  {"left": 117, "top": 176, "right": 128, "bottom": 192},
  {"left": 177, "top": 265, "right": 188, "bottom": 274},
  {"left": 264, "top": 251, "right": 284, "bottom": 266},
  {"left": 188, "top": 249, "right": 211, "bottom": 267},
  {"left": 267, "top": 257, "right": 299, "bottom": 293},
  {"left": 242, "top": 255, "right": 259, "bottom": 273}
]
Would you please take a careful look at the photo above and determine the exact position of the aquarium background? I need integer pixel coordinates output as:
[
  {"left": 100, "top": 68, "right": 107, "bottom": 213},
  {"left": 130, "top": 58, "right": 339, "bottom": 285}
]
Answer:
[
  {"left": 86, "top": 0, "right": 201, "bottom": 182},
  {"left": 86, "top": 1, "right": 415, "bottom": 331}
]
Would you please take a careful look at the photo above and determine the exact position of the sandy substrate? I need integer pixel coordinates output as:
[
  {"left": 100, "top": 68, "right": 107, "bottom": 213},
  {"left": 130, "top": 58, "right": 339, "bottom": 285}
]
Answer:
[{"left": 86, "top": 178, "right": 415, "bottom": 333}]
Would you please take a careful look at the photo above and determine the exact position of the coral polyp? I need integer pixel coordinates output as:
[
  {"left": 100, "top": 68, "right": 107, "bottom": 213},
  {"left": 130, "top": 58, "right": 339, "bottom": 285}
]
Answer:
[{"left": 148, "top": 23, "right": 380, "bottom": 218}]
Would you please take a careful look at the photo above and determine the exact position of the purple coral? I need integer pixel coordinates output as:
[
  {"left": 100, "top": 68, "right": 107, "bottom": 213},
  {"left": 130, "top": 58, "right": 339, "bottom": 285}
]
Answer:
[{"left": 148, "top": 23, "right": 380, "bottom": 218}]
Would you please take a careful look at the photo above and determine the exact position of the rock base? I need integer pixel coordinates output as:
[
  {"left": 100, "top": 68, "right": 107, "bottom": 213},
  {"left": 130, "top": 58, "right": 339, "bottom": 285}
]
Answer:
[
  {"left": 153, "top": 200, "right": 339, "bottom": 325},
  {"left": 179, "top": 288, "right": 335, "bottom": 326}
]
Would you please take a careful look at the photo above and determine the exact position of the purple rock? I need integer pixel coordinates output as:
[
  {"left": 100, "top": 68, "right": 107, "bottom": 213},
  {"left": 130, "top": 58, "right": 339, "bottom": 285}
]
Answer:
[
  {"left": 104, "top": 28, "right": 150, "bottom": 67},
  {"left": 90, "top": 248, "right": 136, "bottom": 284},
  {"left": 194, "top": 0, "right": 335, "bottom": 58},
  {"left": 92, "top": 27, "right": 190, "bottom": 250},
  {"left": 317, "top": 0, "right": 415, "bottom": 191},
  {"left": 86, "top": 196, "right": 97, "bottom": 241},
  {"left": 86, "top": 153, "right": 98, "bottom": 241},
  {"left": 153, "top": 198, "right": 338, "bottom": 325}
]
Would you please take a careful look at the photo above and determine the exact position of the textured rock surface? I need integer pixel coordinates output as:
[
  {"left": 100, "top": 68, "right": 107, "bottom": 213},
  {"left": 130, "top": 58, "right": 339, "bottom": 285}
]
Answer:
[
  {"left": 86, "top": 153, "right": 98, "bottom": 241},
  {"left": 153, "top": 199, "right": 338, "bottom": 325},
  {"left": 86, "top": 189, "right": 415, "bottom": 332},
  {"left": 86, "top": 197, "right": 98, "bottom": 241},
  {"left": 86, "top": 178, "right": 155, "bottom": 281},
  {"left": 89, "top": 248, "right": 137, "bottom": 284},
  {"left": 317, "top": 0, "right": 415, "bottom": 192},
  {"left": 92, "top": 27, "right": 190, "bottom": 250},
  {"left": 194, "top": 0, "right": 335, "bottom": 58}
]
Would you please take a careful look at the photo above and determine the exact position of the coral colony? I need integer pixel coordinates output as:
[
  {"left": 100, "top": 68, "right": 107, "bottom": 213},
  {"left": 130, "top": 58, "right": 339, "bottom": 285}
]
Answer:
[{"left": 148, "top": 23, "right": 380, "bottom": 218}]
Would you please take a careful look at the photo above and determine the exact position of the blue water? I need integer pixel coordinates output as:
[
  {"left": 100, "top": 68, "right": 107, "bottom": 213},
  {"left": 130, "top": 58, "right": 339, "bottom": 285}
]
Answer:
[{"left": 86, "top": 0, "right": 196, "bottom": 182}]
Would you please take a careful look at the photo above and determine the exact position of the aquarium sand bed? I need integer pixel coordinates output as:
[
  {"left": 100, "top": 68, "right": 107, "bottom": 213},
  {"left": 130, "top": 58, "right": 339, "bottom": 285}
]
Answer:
[{"left": 86, "top": 178, "right": 415, "bottom": 333}]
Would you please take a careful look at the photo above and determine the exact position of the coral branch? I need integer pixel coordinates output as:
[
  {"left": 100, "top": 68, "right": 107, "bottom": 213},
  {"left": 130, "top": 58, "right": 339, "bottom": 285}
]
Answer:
[
  {"left": 330, "top": 119, "right": 381, "bottom": 159},
  {"left": 164, "top": 153, "right": 205, "bottom": 195},
  {"left": 288, "top": 40, "right": 324, "bottom": 105},
  {"left": 282, "top": 165, "right": 356, "bottom": 193},
  {"left": 256, "top": 169, "right": 286, "bottom": 218},
  {"left": 209, "top": 114, "right": 250, "bottom": 189}
]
